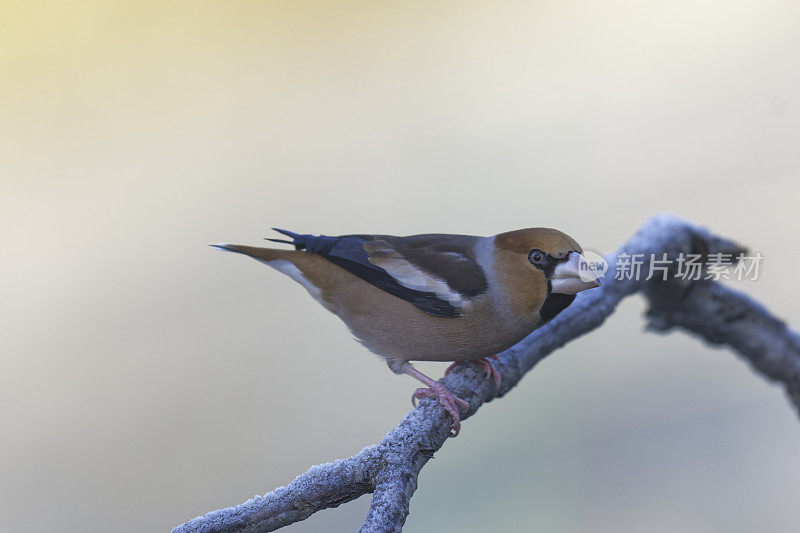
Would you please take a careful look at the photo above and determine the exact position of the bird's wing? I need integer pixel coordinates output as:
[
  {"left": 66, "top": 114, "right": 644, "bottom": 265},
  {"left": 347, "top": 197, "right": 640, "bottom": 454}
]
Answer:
[{"left": 268, "top": 230, "right": 487, "bottom": 317}]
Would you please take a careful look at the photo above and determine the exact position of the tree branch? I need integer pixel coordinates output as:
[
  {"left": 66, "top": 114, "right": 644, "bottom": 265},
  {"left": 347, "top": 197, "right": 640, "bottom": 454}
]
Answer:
[
  {"left": 173, "top": 214, "right": 800, "bottom": 533},
  {"left": 644, "top": 278, "right": 800, "bottom": 414}
]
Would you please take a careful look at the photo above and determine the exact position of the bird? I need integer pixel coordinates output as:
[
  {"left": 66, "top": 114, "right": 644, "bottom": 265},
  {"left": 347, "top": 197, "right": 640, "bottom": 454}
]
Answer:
[{"left": 211, "top": 227, "right": 600, "bottom": 436}]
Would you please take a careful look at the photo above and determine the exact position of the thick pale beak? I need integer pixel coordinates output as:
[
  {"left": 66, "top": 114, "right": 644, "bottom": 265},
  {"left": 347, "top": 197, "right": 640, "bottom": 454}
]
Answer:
[{"left": 550, "top": 252, "right": 602, "bottom": 295}]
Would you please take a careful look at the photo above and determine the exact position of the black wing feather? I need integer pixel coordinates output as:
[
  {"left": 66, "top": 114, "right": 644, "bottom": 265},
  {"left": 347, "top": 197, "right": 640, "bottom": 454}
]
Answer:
[{"left": 268, "top": 229, "right": 460, "bottom": 317}]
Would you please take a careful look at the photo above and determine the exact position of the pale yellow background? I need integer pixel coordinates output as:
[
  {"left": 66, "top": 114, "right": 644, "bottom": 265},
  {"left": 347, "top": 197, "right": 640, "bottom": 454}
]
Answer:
[{"left": 2, "top": 2, "right": 799, "bottom": 532}]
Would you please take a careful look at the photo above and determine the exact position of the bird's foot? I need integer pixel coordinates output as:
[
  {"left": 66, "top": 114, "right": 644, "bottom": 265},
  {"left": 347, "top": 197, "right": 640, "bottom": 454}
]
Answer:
[
  {"left": 445, "top": 355, "right": 502, "bottom": 388},
  {"left": 411, "top": 383, "right": 469, "bottom": 436}
]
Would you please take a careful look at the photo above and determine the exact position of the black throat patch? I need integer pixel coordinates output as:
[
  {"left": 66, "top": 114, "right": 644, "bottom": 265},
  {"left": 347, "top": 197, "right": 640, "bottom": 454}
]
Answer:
[
  {"left": 533, "top": 251, "right": 578, "bottom": 325},
  {"left": 539, "top": 283, "right": 576, "bottom": 324}
]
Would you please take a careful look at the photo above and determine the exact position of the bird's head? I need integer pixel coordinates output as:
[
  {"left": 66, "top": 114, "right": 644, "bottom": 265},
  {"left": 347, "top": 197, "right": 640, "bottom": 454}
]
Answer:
[{"left": 492, "top": 228, "right": 601, "bottom": 323}]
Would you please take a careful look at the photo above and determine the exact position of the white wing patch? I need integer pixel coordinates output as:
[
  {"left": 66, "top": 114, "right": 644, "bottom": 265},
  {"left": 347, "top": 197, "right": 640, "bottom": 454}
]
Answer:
[{"left": 364, "top": 243, "right": 467, "bottom": 308}]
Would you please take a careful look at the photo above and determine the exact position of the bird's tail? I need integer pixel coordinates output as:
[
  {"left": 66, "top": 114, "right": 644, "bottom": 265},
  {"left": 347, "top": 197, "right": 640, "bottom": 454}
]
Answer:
[
  {"left": 265, "top": 228, "right": 307, "bottom": 249},
  {"left": 210, "top": 241, "right": 327, "bottom": 298},
  {"left": 209, "top": 243, "right": 290, "bottom": 262},
  {"left": 211, "top": 228, "right": 335, "bottom": 261},
  {"left": 265, "top": 228, "right": 340, "bottom": 254}
]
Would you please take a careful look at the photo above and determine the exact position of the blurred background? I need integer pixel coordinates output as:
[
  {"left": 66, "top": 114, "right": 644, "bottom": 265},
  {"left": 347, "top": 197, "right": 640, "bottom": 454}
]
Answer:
[{"left": 2, "top": 1, "right": 799, "bottom": 532}]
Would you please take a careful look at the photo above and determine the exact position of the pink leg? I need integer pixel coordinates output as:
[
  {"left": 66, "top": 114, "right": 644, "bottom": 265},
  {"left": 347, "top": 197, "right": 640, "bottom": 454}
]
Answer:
[
  {"left": 401, "top": 362, "right": 469, "bottom": 437},
  {"left": 445, "top": 356, "right": 502, "bottom": 388}
]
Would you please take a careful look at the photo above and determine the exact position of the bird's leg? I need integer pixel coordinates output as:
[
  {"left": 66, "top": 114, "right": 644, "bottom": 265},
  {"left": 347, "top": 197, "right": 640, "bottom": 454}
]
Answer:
[
  {"left": 399, "top": 362, "right": 469, "bottom": 436},
  {"left": 445, "top": 355, "right": 502, "bottom": 388}
]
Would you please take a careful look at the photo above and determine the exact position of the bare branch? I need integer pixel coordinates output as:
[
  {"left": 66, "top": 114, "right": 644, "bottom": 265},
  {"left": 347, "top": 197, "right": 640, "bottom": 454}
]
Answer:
[
  {"left": 644, "top": 279, "right": 800, "bottom": 414},
  {"left": 173, "top": 214, "right": 800, "bottom": 533}
]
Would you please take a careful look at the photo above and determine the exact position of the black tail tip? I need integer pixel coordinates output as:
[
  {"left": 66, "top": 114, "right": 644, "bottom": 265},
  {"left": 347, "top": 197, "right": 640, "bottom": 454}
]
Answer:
[{"left": 267, "top": 228, "right": 305, "bottom": 250}]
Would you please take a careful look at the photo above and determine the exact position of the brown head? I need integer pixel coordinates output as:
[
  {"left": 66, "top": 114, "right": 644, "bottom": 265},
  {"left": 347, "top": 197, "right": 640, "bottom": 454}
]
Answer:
[{"left": 492, "top": 228, "right": 599, "bottom": 324}]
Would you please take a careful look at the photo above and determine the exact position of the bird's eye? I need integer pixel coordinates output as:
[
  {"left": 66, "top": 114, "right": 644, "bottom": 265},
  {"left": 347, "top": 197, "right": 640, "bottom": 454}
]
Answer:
[{"left": 528, "top": 249, "right": 547, "bottom": 266}]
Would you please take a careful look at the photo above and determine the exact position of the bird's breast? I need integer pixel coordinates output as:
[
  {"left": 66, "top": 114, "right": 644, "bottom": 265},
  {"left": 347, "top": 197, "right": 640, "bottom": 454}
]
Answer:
[{"left": 338, "top": 289, "right": 540, "bottom": 362}]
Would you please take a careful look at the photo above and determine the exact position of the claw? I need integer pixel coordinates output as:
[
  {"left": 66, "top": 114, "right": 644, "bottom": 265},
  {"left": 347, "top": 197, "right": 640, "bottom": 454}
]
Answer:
[
  {"left": 410, "top": 382, "right": 469, "bottom": 436},
  {"left": 445, "top": 356, "right": 502, "bottom": 388}
]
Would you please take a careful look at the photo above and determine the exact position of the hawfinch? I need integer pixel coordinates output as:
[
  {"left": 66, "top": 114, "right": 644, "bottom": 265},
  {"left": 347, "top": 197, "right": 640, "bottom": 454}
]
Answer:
[{"left": 213, "top": 228, "right": 599, "bottom": 435}]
